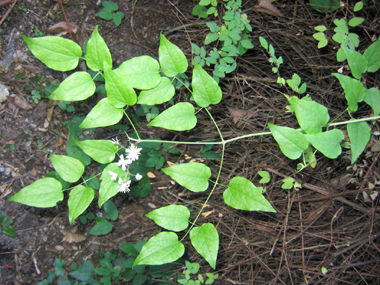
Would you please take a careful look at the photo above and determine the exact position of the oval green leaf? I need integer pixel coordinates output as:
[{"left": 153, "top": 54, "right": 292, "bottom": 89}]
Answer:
[
  {"left": 332, "top": 73, "right": 366, "bottom": 112},
  {"left": 147, "top": 102, "right": 197, "bottom": 131},
  {"left": 74, "top": 139, "right": 118, "bottom": 164},
  {"left": 159, "top": 33, "right": 188, "bottom": 77},
  {"left": 192, "top": 60, "right": 222, "bottom": 107},
  {"left": 68, "top": 185, "right": 94, "bottom": 224},
  {"left": 133, "top": 232, "right": 184, "bottom": 266},
  {"left": 342, "top": 47, "right": 368, "bottom": 79},
  {"left": 348, "top": 17, "right": 365, "bottom": 27},
  {"left": 90, "top": 220, "right": 113, "bottom": 235},
  {"left": 305, "top": 129, "right": 345, "bottom": 159},
  {"left": 162, "top": 162, "right": 211, "bottom": 192},
  {"left": 114, "top": 56, "right": 161, "bottom": 89},
  {"left": 22, "top": 35, "right": 81, "bottom": 72},
  {"left": 347, "top": 121, "right": 371, "bottom": 164},
  {"left": 50, "top": 154, "right": 84, "bottom": 183},
  {"left": 364, "top": 87, "right": 380, "bottom": 116},
  {"left": 49, "top": 72, "right": 96, "bottom": 101},
  {"left": 98, "top": 163, "right": 126, "bottom": 207},
  {"left": 190, "top": 223, "right": 219, "bottom": 269},
  {"left": 223, "top": 176, "right": 276, "bottom": 212},
  {"left": 104, "top": 61, "right": 137, "bottom": 108},
  {"left": 146, "top": 205, "right": 190, "bottom": 232},
  {"left": 268, "top": 123, "right": 309, "bottom": 159},
  {"left": 288, "top": 96, "right": 329, "bottom": 134},
  {"left": 79, "top": 98, "right": 124, "bottom": 128},
  {"left": 137, "top": 77, "right": 175, "bottom": 105},
  {"left": 85, "top": 26, "right": 113, "bottom": 71},
  {"left": 8, "top": 178, "right": 63, "bottom": 207},
  {"left": 363, "top": 37, "right": 380, "bottom": 73}
]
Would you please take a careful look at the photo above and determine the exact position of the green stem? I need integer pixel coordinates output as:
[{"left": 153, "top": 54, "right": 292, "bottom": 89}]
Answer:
[{"left": 124, "top": 110, "right": 141, "bottom": 141}]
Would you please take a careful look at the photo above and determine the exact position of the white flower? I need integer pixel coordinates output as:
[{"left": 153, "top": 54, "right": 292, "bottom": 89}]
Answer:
[
  {"left": 116, "top": 155, "right": 132, "bottom": 171},
  {"left": 108, "top": 171, "right": 118, "bottom": 181},
  {"left": 135, "top": 173, "right": 143, "bottom": 181},
  {"left": 111, "top": 137, "right": 120, "bottom": 144},
  {"left": 125, "top": 144, "right": 142, "bottom": 161},
  {"left": 117, "top": 180, "right": 131, "bottom": 193}
]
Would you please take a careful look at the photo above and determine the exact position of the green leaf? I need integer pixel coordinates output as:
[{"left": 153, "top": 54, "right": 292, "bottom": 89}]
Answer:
[
  {"left": 86, "top": 26, "right": 113, "bottom": 71},
  {"left": 137, "top": 77, "right": 175, "bottom": 105},
  {"left": 305, "top": 129, "right": 344, "bottom": 159},
  {"left": 199, "top": 0, "right": 211, "bottom": 5},
  {"left": 8, "top": 178, "right": 63, "bottom": 207},
  {"left": 69, "top": 261, "right": 94, "bottom": 282},
  {"left": 146, "top": 205, "right": 190, "bottom": 232},
  {"left": 363, "top": 37, "right": 380, "bottom": 73},
  {"left": 258, "top": 171, "right": 270, "bottom": 184},
  {"left": 162, "top": 162, "right": 211, "bottom": 192},
  {"left": 313, "top": 32, "right": 328, "bottom": 48},
  {"left": 342, "top": 47, "right": 368, "bottom": 79},
  {"left": 68, "top": 185, "right": 94, "bottom": 224},
  {"left": 102, "top": 1, "right": 119, "bottom": 11},
  {"left": 192, "top": 5, "right": 208, "bottom": 19},
  {"left": 104, "top": 61, "right": 137, "bottom": 108},
  {"left": 74, "top": 139, "right": 118, "bottom": 164},
  {"left": 281, "top": 177, "right": 294, "bottom": 189},
  {"left": 190, "top": 223, "right": 219, "bottom": 269},
  {"left": 259, "top": 36, "right": 268, "bottom": 50},
  {"left": 205, "top": 33, "right": 219, "bottom": 45},
  {"left": 223, "top": 176, "right": 276, "bottom": 212},
  {"left": 114, "top": 56, "right": 161, "bottom": 89},
  {"left": 49, "top": 72, "right": 96, "bottom": 101},
  {"left": 147, "top": 102, "right": 197, "bottom": 131},
  {"left": 287, "top": 96, "right": 329, "bottom": 134},
  {"left": 347, "top": 121, "right": 371, "bottom": 164},
  {"left": 192, "top": 60, "right": 222, "bottom": 107},
  {"left": 314, "top": 25, "right": 327, "bottom": 32},
  {"left": 104, "top": 200, "right": 118, "bottom": 221},
  {"left": 55, "top": 258, "right": 66, "bottom": 276},
  {"left": 98, "top": 163, "right": 126, "bottom": 207},
  {"left": 133, "top": 232, "right": 184, "bottom": 266},
  {"left": 309, "top": 0, "right": 340, "bottom": 13},
  {"left": 364, "top": 87, "right": 380, "bottom": 116},
  {"left": 112, "top": 11, "right": 124, "bottom": 27},
  {"left": 90, "top": 220, "right": 113, "bottom": 235},
  {"left": 97, "top": 9, "right": 113, "bottom": 20},
  {"left": 241, "top": 39, "right": 253, "bottom": 49},
  {"left": 354, "top": 1, "right": 363, "bottom": 12},
  {"left": 50, "top": 154, "right": 84, "bottom": 183},
  {"left": 332, "top": 73, "right": 366, "bottom": 111},
  {"left": 79, "top": 98, "right": 124, "bottom": 128},
  {"left": 159, "top": 33, "right": 188, "bottom": 77},
  {"left": 268, "top": 124, "right": 309, "bottom": 159},
  {"left": 348, "top": 17, "right": 365, "bottom": 27},
  {"left": 22, "top": 35, "right": 81, "bottom": 71}
]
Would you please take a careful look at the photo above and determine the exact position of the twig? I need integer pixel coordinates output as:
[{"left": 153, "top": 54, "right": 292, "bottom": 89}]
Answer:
[
  {"left": 58, "top": 0, "right": 72, "bottom": 40},
  {"left": 0, "top": 0, "right": 17, "bottom": 26}
]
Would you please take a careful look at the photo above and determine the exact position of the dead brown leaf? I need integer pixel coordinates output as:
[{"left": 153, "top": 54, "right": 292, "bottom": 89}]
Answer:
[
  {"left": 202, "top": 210, "right": 215, "bottom": 218},
  {"left": 44, "top": 106, "right": 55, "bottom": 128},
  {"left": 48, "top": 22, "right": 79, "bottom": 35},
  {"left": 254, "top": 0, "right": 283, "bottom": 17},
  {"left": 60, "top": 230, "right": 86, "bottom": 243},
  {"left": 228, "top": 108, "right": 250, "bottom": 124},
  {"left": 7, "top": 95, "right": 33, "bottom": 110}
]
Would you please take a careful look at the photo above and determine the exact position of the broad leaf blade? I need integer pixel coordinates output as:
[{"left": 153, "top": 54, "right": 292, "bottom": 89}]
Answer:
[
  {"left": 79, "top": 98, "right": 123, "bottom": 128},
  {"left": 8, "top": 178, "right": 63, "bottom": 207},
  {"left": 49, "top": 72, "right": 96, "bottom": 101},
  {"left": 347, "top": 121, "right": 371, "bottom": 164},
  {"left": 68, "top": 185, "right": 94, "bottom": 224},
  {"left": 363, "top": 37, "right": 380, "bottom": 73},
  {"left": 22, "top": 35, "right": 81, "bottom": 71},
  {"left": 147, "top": 102, "right": 197, "bottom": 131},
  {"left": 133, "top": 232, "right": 184, "bottom": 266},
  {"left": 146, "top": 205, "right": 190, "bottom": 232},
  {"left": 192, "top": 60, "right": 222, "bottom": 107},
  {"left": 85, "top": 26, "right": 113, "bottom": 71},
  {"left": 190, "top": 223, "right": 219, "bottom": 269},
  {"left": 50, "top": 154, "right": 84, "bottom": 183},
  {"left": 305, "top": 129, "right": 345, "bottom": 159},
  {"left": 343, "top": 47, "right": 368, "bottom": 79},
  {"left": 364, "top": 87, "right": 380, "bottom": 116},
  {"left": 104, "top": 61, "right": 137, "bottom": 108},
  {"left": 114, "top": 56, "right": 161, "bottom": 89},
  {"left": 332, "top": 73, "right": 366, "bottom": 112},
  {"left": 159, "top": 33, "right": 188, "bottom": 77},
  {"left": 223, "top": 176, "right": 276, "bottom": 212},
  {"left": 98, "top": 163, "right": 126, "bottom": 207},
  {"left": 288, "top": 96, "right": 329, "bottom": 134},
  {"left": 137, "top": 77, "right": 175, "bottom": 105},
  {"left": 74, "top": 139, "right": 118, "bottom": 164},
  {"left": 268, "top": 124, "right": 309, "bottom": 159},
  {"left": 90, "top": 220, "right": 113, "bottom": 235},
  {"left": 162, "top": 162, "right": 211, "bottom": 192}
]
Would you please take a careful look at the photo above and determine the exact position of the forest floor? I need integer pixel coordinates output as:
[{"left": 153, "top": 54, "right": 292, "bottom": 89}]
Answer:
[{"left": 0, "top": 0, "right": 379, "bottom": 284}]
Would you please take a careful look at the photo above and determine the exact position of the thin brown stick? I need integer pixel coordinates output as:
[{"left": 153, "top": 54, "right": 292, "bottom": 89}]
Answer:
[
  {"left": 58, "top": 0, "right": 72, "bottom": 40},
  {"left": 0, "top": 0, "right": 17, "bottom": 26}
]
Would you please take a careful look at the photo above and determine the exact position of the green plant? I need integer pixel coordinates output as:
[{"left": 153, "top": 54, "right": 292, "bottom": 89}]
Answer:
[
  {"left": 18, "top": 6, "right": 27, "bottom": 12},
  {"left": 31, "top": 90, "right": 41, "bottom": 104},
  {"left": 34, "top": 29, "right": 43, "bottom": 37},
  {"left": 97, "top": 1, "right": 124, "bottom": 27},
  {"left": 0, "top": 214, "right": 17, "bottom": 238},
  {"left": 192, "top": 0, "right": 253, "bottom": 82},
  {"left": 178, "top": 261, "right": 218, "bottom": 285},
  {"left": 8, "top": 3, "right": 380, "bottom": 272}
]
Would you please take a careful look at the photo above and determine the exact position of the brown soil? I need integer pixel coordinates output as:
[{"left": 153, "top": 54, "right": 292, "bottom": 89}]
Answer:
[{"left": 0, "top": 0, "right": 379, "bottom": 284}]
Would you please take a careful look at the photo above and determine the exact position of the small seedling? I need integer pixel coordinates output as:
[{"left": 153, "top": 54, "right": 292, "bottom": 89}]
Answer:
[
  {"left": 31, "top": 90, "right": 41, "bottom": 104},
  {"left": 0, "top": 214, "right": 17, "bottom": 238},
  {"left": 97, "top": 1, "right": 124, "bottom": 27},
  {"left": 34, "top": 29, "right": 43, "bottom": 37}
]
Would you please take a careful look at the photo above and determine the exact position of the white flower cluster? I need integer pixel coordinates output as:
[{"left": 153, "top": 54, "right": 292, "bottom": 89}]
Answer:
[{"left": 108, "top": 139, "right": 143, "bottom": 193}]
